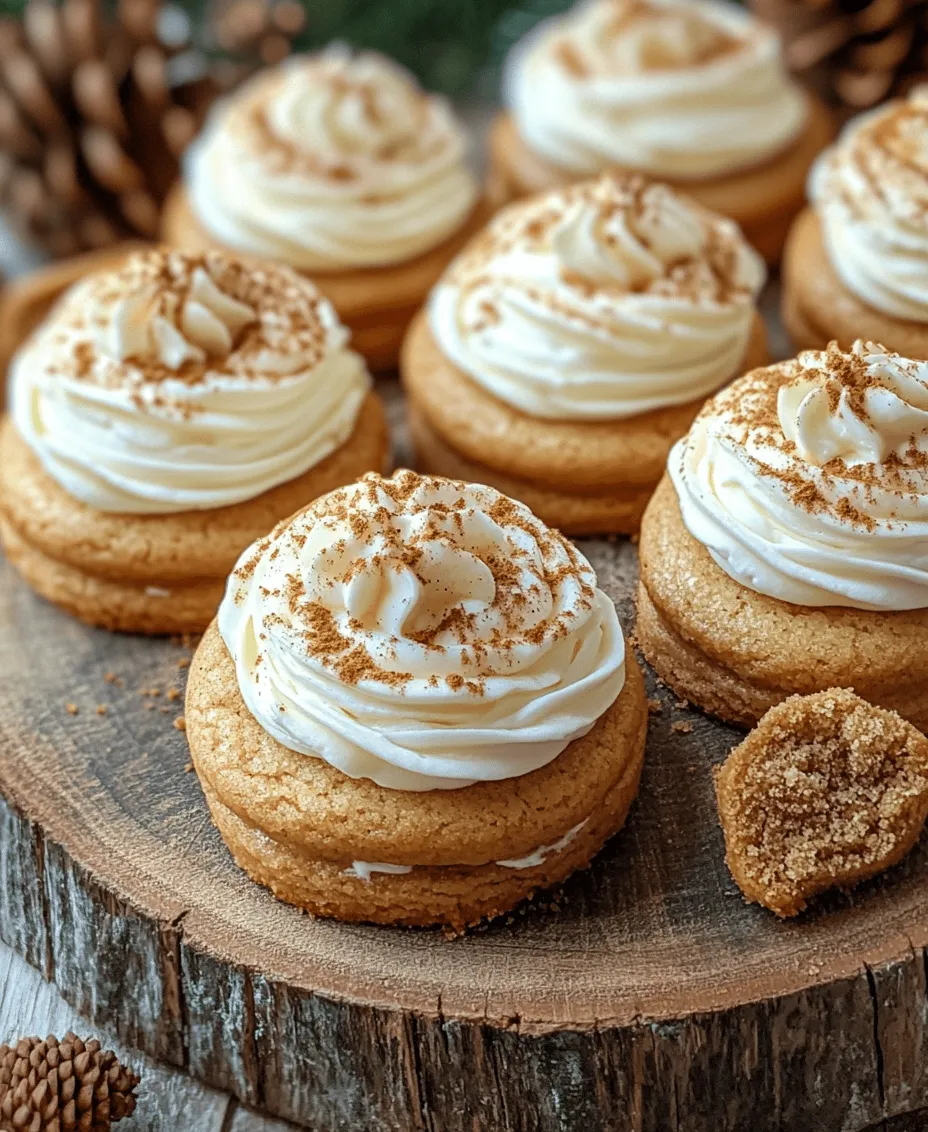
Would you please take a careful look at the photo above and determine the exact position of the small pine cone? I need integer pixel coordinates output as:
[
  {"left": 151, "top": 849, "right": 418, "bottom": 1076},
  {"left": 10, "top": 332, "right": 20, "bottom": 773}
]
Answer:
[
  {"left": 0, "top": 1033, "right": 140, "bottom": 1132},
  {"left": 0, "top": 0, "right": 218, "bottom": 257}
]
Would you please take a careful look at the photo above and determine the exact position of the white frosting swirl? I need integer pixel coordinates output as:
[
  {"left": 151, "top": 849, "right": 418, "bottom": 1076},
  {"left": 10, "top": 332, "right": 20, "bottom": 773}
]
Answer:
[
  {"left": 670, "top": 341, "right": 928, "bottom": 611},
  {"left": 810, "top": 89, "right": 928, "bottom": 322},
  {"left": 11, "top": 248, "right": 370, "bottom": 514},
  {"left": 428, "top": 174, "right": 765, "bottom": 420},
  {"left": 507, "top": 0, "right": 808, "bottom": 181},
  {"left": 219, "top": 471, "right": 627, "bottom": 791},
  {"left": 185, "top": 47, "right": 479, "bottom": 270}
]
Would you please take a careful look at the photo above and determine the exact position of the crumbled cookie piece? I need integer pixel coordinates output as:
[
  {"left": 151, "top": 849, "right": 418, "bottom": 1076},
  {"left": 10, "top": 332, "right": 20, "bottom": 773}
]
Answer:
[{"left": 715, "top": 688, "right": 928, "bottom": 917}]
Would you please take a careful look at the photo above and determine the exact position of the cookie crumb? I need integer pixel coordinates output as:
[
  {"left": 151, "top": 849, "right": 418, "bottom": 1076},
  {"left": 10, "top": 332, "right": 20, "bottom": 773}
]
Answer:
[
  {"left": 177, "top": 657, "right": 190, "bottom": 670},
  {"left": 173, "top": 716, "right": 187, "bottom": 732},
  {"left": 674, "top": 699, "right": 690, "bottom": 710},
  {"left": 104, "top": 671, "right": 123, "bottom": 686},
  {"left": 672, "top": 721, "right": 693, "bottom": 734},
  {"left": 166, "top": 687, "right": 181, "bottom": 701},
  {"left": 715, "top": 688, "right": 928, "bottom": 917},
  {"left": 65, "top": 703, "right": 79, "bottom": 716},
  {"left": 95, "top": 704, "right": 107, "bottom": 716},
  {"left": 184, "top": 761, "right": 194, "bottom": 773},
  {"left": 647, "top": 698, "right": 662, "bottom": 715}
]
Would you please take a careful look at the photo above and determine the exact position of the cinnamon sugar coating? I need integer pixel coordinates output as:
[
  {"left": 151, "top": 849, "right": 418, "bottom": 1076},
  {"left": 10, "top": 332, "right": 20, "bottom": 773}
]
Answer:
[{"left": 715, "top": 689, "right": 928, "bottom": 917}]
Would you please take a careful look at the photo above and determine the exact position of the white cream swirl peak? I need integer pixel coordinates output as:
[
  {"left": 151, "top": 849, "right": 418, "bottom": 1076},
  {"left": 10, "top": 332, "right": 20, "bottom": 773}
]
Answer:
[
  {"left": 669, "top": 342, "right": 928, "bottom": 610},
  {"left": 10, "top": 248, "right": 370, "bottom": 514},
  {"left": 507, "top": 0, "right": 807, "bottom": 181},
  {"left": 219, "top": 471, "right": 627, "bottom": 791},
  {"left": 429, "top": 173, "right": 766, "bottom": 420},
  {"left": 185, "top": 48, "right": 478, "bottom": 271}
]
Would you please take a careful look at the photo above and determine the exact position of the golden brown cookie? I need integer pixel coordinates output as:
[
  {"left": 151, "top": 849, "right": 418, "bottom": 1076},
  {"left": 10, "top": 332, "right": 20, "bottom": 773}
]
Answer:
[
  {"left": 401, "top": 310, "right": 768, "bottom": 536},
  {"left": 185, "top": 621, "right": 648, "bottom": 930},
  {"left": 715, "top": 688, "right": 928, "bottom": 917},
  {"left": 487, "top": 95, "right": 833, "bottom": 266},
  {"left": 0, "top": 395, "right": 388, "bottom": 634},
  {"left": 637, "top": 476, "right": 928, "bottom": 730},
  {"left": 782, "top": 208, "right": 928, "bottom": 357},
  {"left": 161, "top": 186, "right": 498, "bottom": 372}
]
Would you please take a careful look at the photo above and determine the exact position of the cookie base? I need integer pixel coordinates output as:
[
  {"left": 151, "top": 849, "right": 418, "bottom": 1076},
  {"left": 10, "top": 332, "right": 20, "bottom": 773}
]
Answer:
[
  {"left": 409, "top": 402, "right": 651, "bottom": 535},
  {"left": 401, "top": 312, "right": 767, "bottom": 536},
  {"left": 186, "top": 622, "right": 648, "bottom": 930},
  {"left": 782, "top": 208, "right": 928, "bottom": 358},
  {"left": 637, "top": 476, "right": 928, "bottom": 731},
  {"left": 0, "top": 395, "right": 389, "bottom": 634},
  {"left": 487, "top": 95, "right": 833, "bottom": 265}
]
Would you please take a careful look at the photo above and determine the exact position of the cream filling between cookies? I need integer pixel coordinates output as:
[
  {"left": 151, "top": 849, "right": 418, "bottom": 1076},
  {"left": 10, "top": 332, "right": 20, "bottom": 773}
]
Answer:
[
  {"left": 506, "top": 0, "right": 807, "bottom": 180},
  {"left": 343, "top": 820, "right": 588, "bottom": 881}
]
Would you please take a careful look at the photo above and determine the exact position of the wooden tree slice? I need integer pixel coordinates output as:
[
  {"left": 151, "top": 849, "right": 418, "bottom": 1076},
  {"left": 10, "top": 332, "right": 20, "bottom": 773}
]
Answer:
[
  {"left": 1, "top": 262, "right": 928, "bottom": 1130},
  {"left": 1, "top": 527, "right": 928, "bottom": 1132}
]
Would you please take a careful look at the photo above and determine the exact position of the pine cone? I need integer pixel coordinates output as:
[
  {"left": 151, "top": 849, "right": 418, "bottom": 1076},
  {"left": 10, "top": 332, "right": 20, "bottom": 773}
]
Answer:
[
  {"left": 0, "top": 1033, "right": 140, "bottom": 1132},
  {"left": 0, "top": 0, "right": 218, "bottom": 257},
  {"left": 751, "top": 0, "right": 928, "bottom": 111}
]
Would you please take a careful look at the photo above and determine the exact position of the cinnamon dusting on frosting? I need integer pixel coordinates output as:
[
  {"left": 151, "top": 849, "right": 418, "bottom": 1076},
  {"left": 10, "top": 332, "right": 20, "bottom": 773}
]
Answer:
[
  {"left": 695, "top": 341, "right": 928, "bottom": 531},
  {"left": 219, "top": 470, "right": 628, "bottom": 791},
  {"left": 819, "top": 90, "right": 928, "bottom": 228},
  {"left": 447, "top": 173, "right": 755, "bottom": 310},
  {"left": 41, "top": 248, "right": 336, "bottom": 413},
  {"left": 584, "top": 0, "right": 743, "bottom": 74},
  {"left": 236, "top": 470, "right": 597, "bottom": 692},
  {"left": 221, "top": 50, "right": 462, "bottom": 185}
]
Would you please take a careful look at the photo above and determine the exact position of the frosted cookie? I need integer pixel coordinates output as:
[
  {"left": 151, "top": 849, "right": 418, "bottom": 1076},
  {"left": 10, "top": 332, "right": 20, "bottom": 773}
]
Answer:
[
  {"left": 784, "top": 90, "right": 928, "bottom": 357},
  {"left": 185, "top": 470, "right": 648, "bottom": 930},
  {"left": 401, "top": 173, "right": 767, "bottom": 535},
  {"left": 716, "top": 689, "right": 928, "bottom": 917},
  {"left": 162, "top": 48, "right": 494, "bottom": 371},
  {"left": 490, "top": 0, "right": 832, "bottom": 264},
  {"left": 0, "top": 248, "right": 388, "bottom": 634},
  {"left": 637, "top": 341, "right": 928, "bottom": 729}
]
